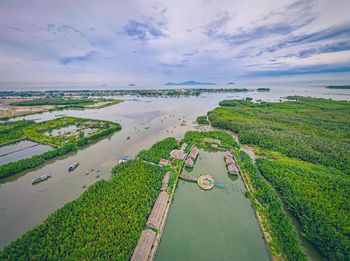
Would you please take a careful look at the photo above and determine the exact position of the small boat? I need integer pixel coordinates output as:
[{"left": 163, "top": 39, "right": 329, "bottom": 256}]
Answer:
[
  {"left": 96, "top": 174, "right": 100, "bottom": 178},
  {"left": 32, "top": 175, "right": 50, "bottom": 184},
  {"left": 118, "top": 156, "right": 131, "bottom": 164},
  {"left": 68, "top": 162, "right": 79, "bottom": 172},
  {"left": 127, "top": 136, "right": 130, "bottom": 140},
  {"left": 82, "top": 184, "right": 86, "bottom": 189}
]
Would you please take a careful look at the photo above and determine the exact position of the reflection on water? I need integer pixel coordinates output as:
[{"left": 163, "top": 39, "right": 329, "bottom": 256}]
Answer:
[
  {"left": 0, "top": 87, "right": 349, "bottom": 250},
  {"left": 0, "top": 140, "right": 52, "bottom": 166},
  {"left": 156, "top": 151, "right": 269, "bottom": 261}
]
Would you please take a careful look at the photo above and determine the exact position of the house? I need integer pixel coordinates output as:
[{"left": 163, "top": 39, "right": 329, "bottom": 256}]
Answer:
[
  {"left": 185, "top": 158, "right": 194, "bottom": 168},
  {"left": 228, "top": 164, "right": 239, "bottom": 175},
  {"left": 203, "top": 137, "right": 221, "bottom": 144},
  {"left": 225, "top": 157, "right": 235, "bottom": 165},
  {"left": 170, "top": 149, "right": 185, "bottom": 160},
  {"left": 131, "top": 229, "right": 156, "bottom": 261},
  {"left": 162, "top": 171, "right": 172, "bottom": 184},
  {"left": 224, "top": 150, "right": 233, "bottom": 159},
  {"left": 181, "top": 143, "right": 188, "bottom": 151},
  {"left": 188, "top": 147, "right": 199, "bottom": 160},
  {"left": 159, "top": 158, "right": 169, "bottom": 166}
]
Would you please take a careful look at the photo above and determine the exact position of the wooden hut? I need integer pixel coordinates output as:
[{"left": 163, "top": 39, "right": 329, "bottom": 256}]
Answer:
[
  {"left": 162, "top": 172, "right": 172, "bottom": 184},
  {"left": 170, "top": 149, "right": 185, "bottom": 160},
  {"left": 159, "top": 158, "right": 169, "bottom": 166},
  {"left": 185, "top": 158, "right": 194, "bottom": 168},
  {"left": 228, "top": 164, "right": 239, "bottom": 175},
  {"left": 225, "top": 157, "right": 235, "bottom": 165},
  {"left": 188, "top": 147, "right": 199, "bottom": 160},
  {"left": 131, "top": 229, "right": 156, "bottom": 261},
  {"left": 147, "top": 191, "right": 169, "bottom": 229},
  {"left": 224, "top": 150, "right": 233, "bottom": 159}
]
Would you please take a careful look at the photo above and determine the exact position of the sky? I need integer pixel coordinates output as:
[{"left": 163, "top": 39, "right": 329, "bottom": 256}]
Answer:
[{"left": 0, "top": 0, "right": 350, "bottom": 87}]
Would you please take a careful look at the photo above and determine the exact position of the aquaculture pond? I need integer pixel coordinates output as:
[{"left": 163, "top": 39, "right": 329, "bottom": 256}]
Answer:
[
  {"left": 0, "top": 140, "right": 52, "bottom": 166},
  {"left": 155, "top": 150, "right": 269, "bottom": 261}
]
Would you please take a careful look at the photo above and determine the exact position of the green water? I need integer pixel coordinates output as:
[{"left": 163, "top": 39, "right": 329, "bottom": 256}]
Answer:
[{"left": 156, "top": 150, "right": 270, "bottom": 261}]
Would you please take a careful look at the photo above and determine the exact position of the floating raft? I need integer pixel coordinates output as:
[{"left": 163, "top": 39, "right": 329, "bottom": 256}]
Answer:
[{"left": 197, "top": 174, "right": 215, "bottom": 190}]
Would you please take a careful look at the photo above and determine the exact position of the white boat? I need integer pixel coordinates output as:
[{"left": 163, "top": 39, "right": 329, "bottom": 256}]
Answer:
[
  {"left": 68, "top": 162, "right": 79, "bottom": 172},
  {"left": 32, "top": 175, "right": 50, "bottom": 184},
  {"left": 118, "top": 156, "right": 131, "bottom": 164}
]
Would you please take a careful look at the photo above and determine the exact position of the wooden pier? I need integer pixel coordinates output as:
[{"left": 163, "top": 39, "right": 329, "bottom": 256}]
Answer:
[{"left": 179, "top": 174, "right": 198, "bottom": 182}]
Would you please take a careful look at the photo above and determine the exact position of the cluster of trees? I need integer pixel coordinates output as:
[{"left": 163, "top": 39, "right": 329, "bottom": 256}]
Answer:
[
  {"left": 0, "top": 142, "right": 77, "bottom": 179},
  {"left": 181, "top": 131, "right": 239, "bottom": 150},
  {"left": 208, "top": 97, "right": 350, "bottom": 259},
  {"left": 0, "top": 117, "right": 121, "bottom": 179},
  {"left": 0, "top": 160, "right": 165, "bottom": 259},
  {"left": 11, "top": 98, "right": 94, "bottom": 106},
  {"left": 137, "top": 137, "right": 178, "bottom": 163},
  {"left": 196, "top": 115, "right": 209, "bottom": 125},
  {"left": 257, "top": 153, "right": 350, "bottom": 260},
  {"left": 209, "top": 98, "right": 350, "bottom": 174},
  {"left": 236, "top": 150, "right": 306, "bottom": 260},
  {"left": 0, "top": 120, "right": 34, "bottom": 145}
]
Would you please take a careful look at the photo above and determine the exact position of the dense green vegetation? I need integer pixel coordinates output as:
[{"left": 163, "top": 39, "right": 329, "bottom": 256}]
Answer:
[
  {"left": 0, "top": 120, "right": 34, "bottom": 145},
  {"left": 196, "top": 115, "right": 209, "bottom": 124},
  {"left": 326, "top": 85, "right": 350, "bottom": 89},
  {"left": 137, "top": 137, "right": 178, "bottom": 163},
  {"left": 11, "top": 98, "right": 94, "bottom": 106},
  {"left": 0, "top": 160, "right": 165, "bottom": 260},
  {"left": 235, "top": 150, "right": 306, "bottom": 260},
  {"left": 209, "top": 97, "right": 350, "bottom": 174},
  {"left": 208, "top": 96, "right": 350, "bottom": 259},
  {"left": 0, "top": 117, "right": 121, "bottom": 179},
  {"left": 257, "top": 151, "right": 350, "bottom": 260},
  {"left": 257, "top": 88, "right": 271, "bottom": 91},
  {"left": 181, "top": 130, "right": 239, "bottom": 150}
]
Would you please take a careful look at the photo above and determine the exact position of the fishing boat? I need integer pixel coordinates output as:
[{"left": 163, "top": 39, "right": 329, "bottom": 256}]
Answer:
[
  {"left": 68, "top": 162, "right": 79, "bottom": 172},
  {"left": 118, "top": 156, "right": 131, "bottom": 164},
  {"left": 32, "top": 174, "right": 50, "bottom": 184}
]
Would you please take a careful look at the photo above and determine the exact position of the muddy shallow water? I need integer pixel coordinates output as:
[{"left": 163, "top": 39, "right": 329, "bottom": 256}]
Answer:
[{"left": 0, "top": 86, "right": 349, "bottom": 250}]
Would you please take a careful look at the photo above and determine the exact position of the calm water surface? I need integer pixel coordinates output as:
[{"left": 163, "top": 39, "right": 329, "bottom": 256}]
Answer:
[
  {"left": 156, "top": 150, "right": 269, "bottom": 261},
  {"left": 0, "top": 86, "right": 349, "bottom": 251}
]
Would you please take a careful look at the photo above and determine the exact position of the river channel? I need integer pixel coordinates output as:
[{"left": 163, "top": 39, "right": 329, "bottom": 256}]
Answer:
[{"left": 0, "top": 85, "right": 349, "bottom": 252}]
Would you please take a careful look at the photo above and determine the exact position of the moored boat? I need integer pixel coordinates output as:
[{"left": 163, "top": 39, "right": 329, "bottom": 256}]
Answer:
[
  {"left": 68, "top": 162, "right": 79, "bottom": 172},
  {"left": 31, "top": 174, "right": 50, "bottom": 184}
]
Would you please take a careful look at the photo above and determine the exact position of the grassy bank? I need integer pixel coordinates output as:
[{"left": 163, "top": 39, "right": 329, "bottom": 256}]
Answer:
[
  {"left": 208, "top": 96, "right": 350, "bottom": 259},
  {"left": 0, "top": 160, "right": 165, "bottom": 260},
  {"left": 0, "top": 117, "right": 121, "bottom": 179}
]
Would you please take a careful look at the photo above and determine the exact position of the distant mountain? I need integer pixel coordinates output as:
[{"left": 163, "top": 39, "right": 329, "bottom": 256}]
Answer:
[
  {"left": 164, "top": 80, "right": 216, "bottom": 86},
  {"left": 128, "top": 83, "right": 136, "bottom": 86},
  {"left": 226, "top": 82, "right": 235, "bottom": 85}
]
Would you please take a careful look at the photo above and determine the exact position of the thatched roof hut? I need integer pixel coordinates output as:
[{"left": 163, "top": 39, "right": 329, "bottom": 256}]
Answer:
[
  {"left": 228, "top": 164, "right": 239, "bottom": 175},
  {"left": 147, "top": 191, "right": 169, "bottom": 229},
  {"left": 185, "top": 158, "right": 194, "bottom": 167},
  {"left": 225, "top": 157, "right": 235, "bottom": 165},
  {"left": 188, "top": 147, "right": 199, "bottom": 160},
  {"left": 162, "top": 172, "right": 172, "bottom": 184},
  {"left": 224, "top": 150, "right": 233, "bottom": 159},
  {"left": 159, "top": 158, "right": 169, "bottom": 166},
  {"left": 170, "top": 149, "right": 185, "bottom": 160},
  {"left": 181, "top": 143, "right": 188, "bottom": 151},
  {"left": 131, "top": 229, "right": 156, "bottom": 261}
]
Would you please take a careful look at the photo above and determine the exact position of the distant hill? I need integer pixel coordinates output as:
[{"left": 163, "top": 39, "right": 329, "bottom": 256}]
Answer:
[
  {"left": 226, "top": 82, "right": 235, "bottom": 85},
  {"left": 326, "top": 85, "right": 350, "bottom": 89},
  {"left": 128, "top": 83, "right": 136, "bottom": 86},
  {"left": 164, "top": 80, "right": 216, "bottom": 86}
]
